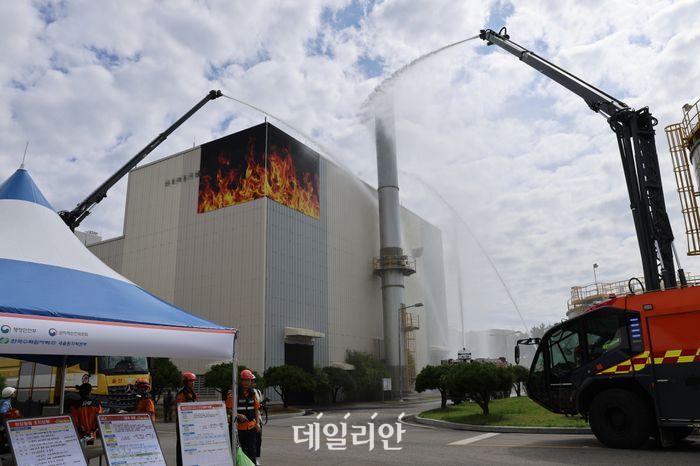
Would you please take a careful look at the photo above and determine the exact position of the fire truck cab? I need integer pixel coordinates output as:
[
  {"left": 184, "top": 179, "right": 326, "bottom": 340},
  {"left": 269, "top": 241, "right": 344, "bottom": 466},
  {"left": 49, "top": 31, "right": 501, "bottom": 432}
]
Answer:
[{"left": 527, "top": 285, "right": 700, "bottom": 448}]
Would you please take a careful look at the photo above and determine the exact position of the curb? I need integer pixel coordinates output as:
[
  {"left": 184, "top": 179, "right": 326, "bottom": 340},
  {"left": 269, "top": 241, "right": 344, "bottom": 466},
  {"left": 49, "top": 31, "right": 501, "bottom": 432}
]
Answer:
[{"left": 414, "top": 415, "right": 592, "bottom": 434}]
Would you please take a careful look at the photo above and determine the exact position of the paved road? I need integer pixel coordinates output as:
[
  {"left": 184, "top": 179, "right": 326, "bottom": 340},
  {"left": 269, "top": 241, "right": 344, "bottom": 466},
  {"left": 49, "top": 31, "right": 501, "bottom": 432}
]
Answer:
[{"left": 154, "top": 401, "right": 700, "bottom": 465}]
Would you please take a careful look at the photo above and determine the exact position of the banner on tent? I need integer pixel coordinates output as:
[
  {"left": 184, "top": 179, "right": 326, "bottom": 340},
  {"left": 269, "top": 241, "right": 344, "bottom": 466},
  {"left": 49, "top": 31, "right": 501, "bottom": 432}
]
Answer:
[{"left": 0, "top": 313, "right": 235, "bottom": 359}]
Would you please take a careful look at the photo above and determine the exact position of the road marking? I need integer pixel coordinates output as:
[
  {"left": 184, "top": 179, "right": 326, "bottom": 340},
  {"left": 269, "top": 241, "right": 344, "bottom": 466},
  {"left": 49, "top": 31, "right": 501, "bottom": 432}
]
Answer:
[
  {"left": 448, "top": 432, "right": 500, "bottom": 445},
  {"left": 464, "top": 444, "right": 601, "bottom": 449}
]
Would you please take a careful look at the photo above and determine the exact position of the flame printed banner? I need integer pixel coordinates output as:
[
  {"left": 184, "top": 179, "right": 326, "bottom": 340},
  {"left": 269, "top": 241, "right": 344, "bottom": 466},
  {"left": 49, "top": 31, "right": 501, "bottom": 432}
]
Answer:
[{"left": 198, "top": 123, "right": 320, "bottom": 219}]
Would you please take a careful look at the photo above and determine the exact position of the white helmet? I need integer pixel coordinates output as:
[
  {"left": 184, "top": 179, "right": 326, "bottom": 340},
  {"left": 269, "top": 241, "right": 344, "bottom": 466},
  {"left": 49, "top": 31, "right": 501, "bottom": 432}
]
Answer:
[{"left": 2, "top": 387, "right": 16, "bottom": 398}]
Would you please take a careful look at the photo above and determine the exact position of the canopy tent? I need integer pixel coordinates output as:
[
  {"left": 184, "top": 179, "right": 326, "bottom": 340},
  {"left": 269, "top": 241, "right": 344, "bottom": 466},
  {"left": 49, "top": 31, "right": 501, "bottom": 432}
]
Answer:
[{"left": 0, "top": 168, "right": 237, "bottom": 360}]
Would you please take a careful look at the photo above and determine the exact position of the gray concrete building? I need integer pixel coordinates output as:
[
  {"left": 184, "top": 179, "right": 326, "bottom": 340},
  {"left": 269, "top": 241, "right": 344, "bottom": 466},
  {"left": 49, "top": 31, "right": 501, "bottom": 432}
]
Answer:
[{"left": 89, "top": 122, "right": 448, "bottom": 382}]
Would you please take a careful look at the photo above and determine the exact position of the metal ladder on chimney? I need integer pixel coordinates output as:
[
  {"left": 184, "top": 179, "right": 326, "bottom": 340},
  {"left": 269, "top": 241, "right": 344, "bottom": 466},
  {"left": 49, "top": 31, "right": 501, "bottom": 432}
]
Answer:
[{"left": 666, "top": 121, "right": 700, "bottom": 255}]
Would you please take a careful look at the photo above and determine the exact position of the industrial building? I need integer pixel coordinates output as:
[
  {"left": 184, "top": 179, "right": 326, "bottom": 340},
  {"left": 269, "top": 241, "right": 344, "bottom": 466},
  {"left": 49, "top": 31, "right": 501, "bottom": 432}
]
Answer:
[{"left": 88, "top": 122, "right": 449, "bottom": 384}]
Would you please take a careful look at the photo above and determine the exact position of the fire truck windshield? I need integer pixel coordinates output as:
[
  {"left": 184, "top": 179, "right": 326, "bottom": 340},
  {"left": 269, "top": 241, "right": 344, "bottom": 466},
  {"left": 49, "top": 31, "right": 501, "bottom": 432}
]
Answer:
[{"left": 98, "top": 356, "right": 148, "bottom": 375}]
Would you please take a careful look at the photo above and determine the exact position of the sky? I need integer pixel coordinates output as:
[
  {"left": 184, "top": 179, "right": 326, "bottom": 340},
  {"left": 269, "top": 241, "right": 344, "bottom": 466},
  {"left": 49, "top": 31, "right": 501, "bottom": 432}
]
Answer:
[{"left": 2, "top": 0, "right": 700, "bottom": 342}]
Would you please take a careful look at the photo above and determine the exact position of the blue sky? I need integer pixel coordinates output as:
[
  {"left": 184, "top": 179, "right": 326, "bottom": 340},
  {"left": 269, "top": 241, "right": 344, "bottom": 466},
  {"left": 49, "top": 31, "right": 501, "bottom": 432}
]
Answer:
[{"left": 1, "top": 0, "right": 699, "bottom": 338}]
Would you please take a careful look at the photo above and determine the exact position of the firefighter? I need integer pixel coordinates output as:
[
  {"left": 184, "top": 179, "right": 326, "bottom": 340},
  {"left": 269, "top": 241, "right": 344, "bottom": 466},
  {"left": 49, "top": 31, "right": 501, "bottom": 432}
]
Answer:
[
  {"left": 70, "top": 383, "right": 102, "bottom": 444},
  {"left": 0, "top": 387, "right": 21, "bottom": 454},
  {"left": 175, "top": 372, "right": 198, "bottom": 466},
  {"left": 176, "top": 372, "right": 198, "bottom": 404},
  {"left": 135, "top": 378, "right": 156, "bottom": 422},
  {"left": 236, "top": 369, "right": 260, "bottom": 463}
]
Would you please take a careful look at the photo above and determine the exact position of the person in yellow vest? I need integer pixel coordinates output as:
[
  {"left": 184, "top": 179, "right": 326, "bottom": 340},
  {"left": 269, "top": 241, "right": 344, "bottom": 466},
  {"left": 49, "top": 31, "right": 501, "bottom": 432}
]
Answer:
[
  {"left": 236, "top": 370, "right": 260, "bottom": 463},
  {"left": 135, "top": 378, "right": 156, "bottom": 422}
]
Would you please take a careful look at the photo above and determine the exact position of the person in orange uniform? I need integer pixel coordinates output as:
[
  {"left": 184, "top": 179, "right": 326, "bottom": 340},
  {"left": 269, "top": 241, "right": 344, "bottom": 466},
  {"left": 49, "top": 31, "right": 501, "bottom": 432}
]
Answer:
[
  {"left": 176, "top": 372, "right": 198, "bottom": 404},
  {"left": 70, "top": 383, "right": 102, "bottom": 444},
  {"left": 135, "top": 378, "right": 156, "bottom": 422},
  {"left": 176, "top": 372, "right": 198, "bottom": 466},
  {"left": 237, "top": 370, "right": 260, "bottom": 463}
]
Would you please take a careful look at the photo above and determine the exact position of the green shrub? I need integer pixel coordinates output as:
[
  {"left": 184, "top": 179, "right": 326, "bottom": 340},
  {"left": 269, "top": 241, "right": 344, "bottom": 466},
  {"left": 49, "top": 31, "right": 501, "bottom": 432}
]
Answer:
[
  {"left": 415, "top": 364, "right": 451, "bottom": 408},
  {"left": 345, "top": 351, "right": 389, "bottom": 402},
  {"left": 445, "top": 363, "right": 513, "bottom": 415},
  {"left": 264, "top": 365, "right": 315, "bottom": 408},
  {"left": 509, "top": 365, "right": 529, "bottom": 397}
]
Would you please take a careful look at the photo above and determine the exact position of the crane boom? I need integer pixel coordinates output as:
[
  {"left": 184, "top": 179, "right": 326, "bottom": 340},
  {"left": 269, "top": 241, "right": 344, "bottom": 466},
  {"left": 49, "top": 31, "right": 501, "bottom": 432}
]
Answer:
[
  {"left": 479, "top": 28, "right": 682, "bottom": 291},
  {"left": 59, "top": 89, "right": 223, "bottom": 231}
]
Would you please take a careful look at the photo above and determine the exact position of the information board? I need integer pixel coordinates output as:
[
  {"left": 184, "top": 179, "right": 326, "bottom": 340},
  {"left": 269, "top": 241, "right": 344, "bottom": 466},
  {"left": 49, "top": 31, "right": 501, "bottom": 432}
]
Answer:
[
  {"left": 6, "top": 415, "right": 88, "bottom": 466},
  {"left": 98, "top": 413, "right": 166, "bottom": 466},
  {"left": 177, "top": 401, "right": 233, "bottom": 466},
  {"left": 382, "top": 378, "right": 392, "bottom": 391}
]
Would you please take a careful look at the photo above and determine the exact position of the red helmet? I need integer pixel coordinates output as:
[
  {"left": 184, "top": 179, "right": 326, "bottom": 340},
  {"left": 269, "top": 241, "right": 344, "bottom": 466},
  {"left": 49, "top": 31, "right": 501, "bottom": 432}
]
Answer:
[
  {"left": 240, "top": 369, "right": 255, "bottom": 380},
  {"left": 136, "top": 378, "right": 150, "bottom": 386},
  {"left": 182, "top": 372, "right": 197, "bottom": 382}
]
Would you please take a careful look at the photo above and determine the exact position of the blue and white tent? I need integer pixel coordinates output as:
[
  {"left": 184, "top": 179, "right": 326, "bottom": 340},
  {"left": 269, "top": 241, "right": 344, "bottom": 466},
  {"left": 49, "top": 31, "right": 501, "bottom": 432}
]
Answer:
[{"left": 0, "top": 168, "right": 236, "bottom": 359}]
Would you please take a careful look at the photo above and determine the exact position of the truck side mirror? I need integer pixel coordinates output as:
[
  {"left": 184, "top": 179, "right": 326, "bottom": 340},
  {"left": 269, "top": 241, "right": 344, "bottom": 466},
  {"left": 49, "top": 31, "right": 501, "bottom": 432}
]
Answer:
[{"left": 514, "top": 345, "right": 520, "bottom": 364}]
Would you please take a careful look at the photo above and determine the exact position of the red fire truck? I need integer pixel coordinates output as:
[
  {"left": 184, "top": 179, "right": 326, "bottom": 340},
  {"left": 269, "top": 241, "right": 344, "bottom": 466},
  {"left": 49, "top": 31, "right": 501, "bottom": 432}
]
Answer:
[{"left": 480, "top": 28, "right": 699, "bottom": 448}]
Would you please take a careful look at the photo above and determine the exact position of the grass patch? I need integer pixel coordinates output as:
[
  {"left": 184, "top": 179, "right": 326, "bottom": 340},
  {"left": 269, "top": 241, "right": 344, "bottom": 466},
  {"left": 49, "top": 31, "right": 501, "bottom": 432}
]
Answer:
[{"left": 420, "top": 396, "right": 588, "bottom": 428}]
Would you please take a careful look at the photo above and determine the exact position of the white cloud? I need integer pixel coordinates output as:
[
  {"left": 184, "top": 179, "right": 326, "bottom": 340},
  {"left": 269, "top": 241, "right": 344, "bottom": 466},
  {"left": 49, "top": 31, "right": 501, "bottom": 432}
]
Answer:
[{"left": 2, "top": 0, "right": 699, "bottom": 344}]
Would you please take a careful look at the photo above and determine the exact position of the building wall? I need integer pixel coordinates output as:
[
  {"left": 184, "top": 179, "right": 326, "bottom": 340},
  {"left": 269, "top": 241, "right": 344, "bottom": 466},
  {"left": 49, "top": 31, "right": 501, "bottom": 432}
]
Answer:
[
  {"left": 88, "top": 236, "right": 123, "bottom": 272},
  {"left": 172, "top": 147, "right": 266, "bottom": 373},
  {"left": 92, "top": 147, "right": 266, "bottom": 374},
  {"left": 265, "top": 192, "right": 329, "bottom": 369},
  {"left": 325, "top": 162, "right": 384, "bottom": 366},
  {"left": 88, "top": 123, "right": 448, "bottom": 379},
  {"left": 120, "top": 151, "right": 185, "bottom": 303}
]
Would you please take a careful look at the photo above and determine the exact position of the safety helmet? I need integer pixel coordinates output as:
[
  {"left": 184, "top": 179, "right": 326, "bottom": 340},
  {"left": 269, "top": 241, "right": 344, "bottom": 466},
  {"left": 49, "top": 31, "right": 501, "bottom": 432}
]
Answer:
[
  {"left": 240, "top": 369, "right": 255, "bottom": 380},
  {"left": 1, "top": 387, "right": 16, "bottom": 398},
  {"left": 182, "top": 372, "right": 197, "bottom": 382},
  {"left": 136, "top": 378, "right": 150, "bottom": 386}
]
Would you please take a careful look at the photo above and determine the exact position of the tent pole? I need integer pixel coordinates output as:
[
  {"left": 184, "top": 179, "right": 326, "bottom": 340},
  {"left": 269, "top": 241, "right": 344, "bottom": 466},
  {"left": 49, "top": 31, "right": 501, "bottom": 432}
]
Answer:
[
  {"left": 232, "top": 332, "right": 238, "bottom": 466},
  {"left": 59, "top": 355, "right": 67, "bottom": 414}
]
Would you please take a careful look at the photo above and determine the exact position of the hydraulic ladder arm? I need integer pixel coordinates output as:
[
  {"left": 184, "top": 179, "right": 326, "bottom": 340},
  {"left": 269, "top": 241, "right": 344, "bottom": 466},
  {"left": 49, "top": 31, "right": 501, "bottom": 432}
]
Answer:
[
  {"left": 479, "top": 28, "right": 682, "bottom": 290},
  {"left": 59, "top": 90, "right": 223, "bottom": 231}
]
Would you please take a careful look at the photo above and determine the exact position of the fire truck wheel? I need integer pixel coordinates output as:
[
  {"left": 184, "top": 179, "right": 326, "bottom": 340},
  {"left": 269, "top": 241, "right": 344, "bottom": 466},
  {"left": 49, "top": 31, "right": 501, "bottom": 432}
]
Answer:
[{"left": 589, "top": 389, "right": 652, "bottom": 449}]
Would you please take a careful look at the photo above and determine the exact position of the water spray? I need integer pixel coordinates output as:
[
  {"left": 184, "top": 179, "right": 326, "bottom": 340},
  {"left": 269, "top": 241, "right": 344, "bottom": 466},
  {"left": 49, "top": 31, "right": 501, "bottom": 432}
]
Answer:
[
  {"left": 220, "top": 94, "right": 338, "bottom": 164},
  {"left": 361, "top": 34, "right": 480, "bottom": 116},
  {"left": 401, "top": 170, "right": 529, "bottom": 333}
]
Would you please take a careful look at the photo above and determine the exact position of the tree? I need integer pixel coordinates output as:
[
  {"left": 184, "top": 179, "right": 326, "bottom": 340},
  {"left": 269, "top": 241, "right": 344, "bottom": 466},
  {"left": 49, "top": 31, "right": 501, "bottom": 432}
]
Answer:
[
  {"left": 313, "top": 368, "right": 330, "bottom": 405},
  {"left": 509, "top": 365, "right": 529, "bottom": 397},
  {"left": 414, "top": 365, "right": 451, "bottom": 409},
  {"left": 321, "top": 367, "right": 355, "bottom": 404},
  {"left": 263, "top": 365, "right": 315, "bottom": 408},
  {"left": 530, "top": 322, "right": 555, "bottom": 339},
  {"left": 345, "top": 351, "right": 388, "bottom": 401},
  {"left": 445, "top": 363, "right": 513, "bottom": 415},
  {"left": 204, "top": 362, "right": 234, "bottom": 400},
  {"left": 150, "top": 358, "right": 181, "bottom": 403},
  {"left": 204, "top": 363, "right": 263, "bottom": 399}
]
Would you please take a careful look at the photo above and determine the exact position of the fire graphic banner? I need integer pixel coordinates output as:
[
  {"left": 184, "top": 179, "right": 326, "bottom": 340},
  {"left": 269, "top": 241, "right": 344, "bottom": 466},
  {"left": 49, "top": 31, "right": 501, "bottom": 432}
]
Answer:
[{"left": 198, "top": 123, "right": 321, "bottom": 219}]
